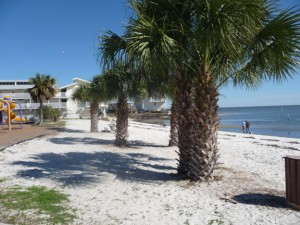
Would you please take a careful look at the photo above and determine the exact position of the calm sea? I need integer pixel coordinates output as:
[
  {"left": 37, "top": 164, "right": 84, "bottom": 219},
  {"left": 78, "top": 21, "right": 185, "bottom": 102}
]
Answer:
[
  {"left": 152, "top": 105, "right": 300, "bottom": 139},
  {"left": 218, "top": 105, "right": 300, "bottom": 138}
]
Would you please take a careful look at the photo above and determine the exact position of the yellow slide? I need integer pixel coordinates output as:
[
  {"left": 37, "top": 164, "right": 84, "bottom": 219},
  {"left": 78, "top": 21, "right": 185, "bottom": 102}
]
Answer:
[{"left": 0, "top": 96, "right": 26, "bottom": 124}]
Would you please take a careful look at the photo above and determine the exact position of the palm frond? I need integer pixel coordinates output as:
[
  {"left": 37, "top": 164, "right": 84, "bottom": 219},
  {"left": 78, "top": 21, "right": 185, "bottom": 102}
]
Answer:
[
  {"left": 98, "top": 31, "right": 128, "bottom": 69},
  {"left": 233, "top": 6, "right": 300, "bottom": 88}
]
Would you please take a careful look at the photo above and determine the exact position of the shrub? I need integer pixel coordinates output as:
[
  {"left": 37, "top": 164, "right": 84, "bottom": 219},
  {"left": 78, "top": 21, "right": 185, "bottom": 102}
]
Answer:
[{"left": 42, "top": 106, "right": 61, "bottom": 121}]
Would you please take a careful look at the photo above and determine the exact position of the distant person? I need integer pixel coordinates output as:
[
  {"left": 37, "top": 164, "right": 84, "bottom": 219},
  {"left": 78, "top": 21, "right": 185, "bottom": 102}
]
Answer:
[
  {"left": 246, "top": 120, "right": 252, "bottom": 134},
  {"left": 242, "top": 121, "right": 246, "bottom": 133}
]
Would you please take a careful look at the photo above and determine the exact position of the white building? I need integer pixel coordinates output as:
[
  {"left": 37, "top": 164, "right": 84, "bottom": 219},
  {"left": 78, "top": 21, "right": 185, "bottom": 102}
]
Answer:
[
  {"left": 0, "top": 78, "right": 169, "bottom": 119},
  {"left": 59, "top": 78, "right": 89, "bottom": 118},
  {"left": 135, "top": 95, "right": 168, "bottom": 112},
  {"left": 0, "top": 80, "right": 67, "bottom": 113},
  {"left": 59, "top": 78, "right": 108, "bottom": 118}
]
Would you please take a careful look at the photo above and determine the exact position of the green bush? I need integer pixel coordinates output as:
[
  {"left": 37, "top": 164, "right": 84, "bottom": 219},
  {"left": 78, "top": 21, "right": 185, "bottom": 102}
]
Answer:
[{"left": 42, "top": 106, "right": 61, "bottom": 121}]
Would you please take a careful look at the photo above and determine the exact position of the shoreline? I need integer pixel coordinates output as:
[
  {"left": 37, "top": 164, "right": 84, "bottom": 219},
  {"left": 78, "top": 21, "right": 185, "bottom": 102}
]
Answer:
[
  {"left": 133, "top": 117, "right": 300, "bottom": 139},
  {"left": 0, "top": 119, "right": 300, "bottom": 224}
]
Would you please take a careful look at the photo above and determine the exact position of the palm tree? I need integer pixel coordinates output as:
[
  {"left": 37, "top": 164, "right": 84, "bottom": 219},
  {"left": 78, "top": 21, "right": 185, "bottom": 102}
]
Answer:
[
  {"left": 101, "top": 62, "right": 146, "bottom": 147},
  {"left": 99, "top": 32, "right": 148, "bottom": 147},
  {"left": 72, "top": 76, "right": 106, "bottom": 132},
  {"left": 29, "top": 73, "right": 57, "bottom": 125},
  {"left": 99, "top": 30, "right": 179, "bottom": 147},
  {"left": 124, "top": 0, "right": 300, "bottom": 181}
]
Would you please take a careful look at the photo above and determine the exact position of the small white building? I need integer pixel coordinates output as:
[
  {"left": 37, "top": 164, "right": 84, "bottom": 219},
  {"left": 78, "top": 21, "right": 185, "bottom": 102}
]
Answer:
[
  {"left": 59, "top": 78, "right": 110, "bottom": 118},
  {"left": 135, "top": 95, "right": 168, "bottom": 112},
  {"left": 59, "top": 78, "right": 90, "bottom": 118}
]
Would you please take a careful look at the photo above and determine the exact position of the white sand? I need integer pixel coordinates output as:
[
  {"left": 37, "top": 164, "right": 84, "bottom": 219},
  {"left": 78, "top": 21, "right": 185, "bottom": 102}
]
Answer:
[{"left": 0, "top": 119, "right": 300, "bottom": 225}]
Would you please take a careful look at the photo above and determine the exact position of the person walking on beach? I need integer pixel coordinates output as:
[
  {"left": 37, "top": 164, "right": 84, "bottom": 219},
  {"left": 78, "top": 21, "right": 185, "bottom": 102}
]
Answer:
[
  {"left": 242, "top": 121, "right": 246, "bottom": 133},
  {"left": 246, "top": 120, "right": 252, "bottom": 134}
]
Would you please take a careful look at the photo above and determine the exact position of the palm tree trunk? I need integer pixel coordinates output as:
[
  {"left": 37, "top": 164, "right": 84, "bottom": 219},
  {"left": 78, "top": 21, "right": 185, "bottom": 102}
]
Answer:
[
  {"left": 176, "top": 69, "right": 219, "bottom": 181},
  {"left": 115, "top": 96, "right": 129, "bottom": 147},
  {"left": 39, "top": 101, "right": 43, "bottom": 124},
  {"left": 90, "top": 101, "right": 99, "bottom": 132},
  {"left": 176, "top": 72, "right": 194, "bottom": 176},
  {"left": 168, "top": 99, "right": 179, "bottom": 146},
  {"left": 190, "top": 76, "right": 219, "bottom": 181}
]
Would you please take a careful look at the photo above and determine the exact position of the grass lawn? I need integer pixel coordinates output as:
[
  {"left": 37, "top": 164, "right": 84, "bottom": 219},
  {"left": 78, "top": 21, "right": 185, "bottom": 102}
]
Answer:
[{"left": 0, "top": 185, "right": 75, "bottom": 225}]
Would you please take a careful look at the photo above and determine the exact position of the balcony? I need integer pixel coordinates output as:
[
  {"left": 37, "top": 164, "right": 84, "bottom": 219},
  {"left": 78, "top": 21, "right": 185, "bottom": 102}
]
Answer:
[
  {"left": 0, "top": 92, "right": 67, "bottom": 100},
  {"left": 13, "top": 102, "right": 67, "bottom": 110},
  {"left": 0, "top": 93, "right": 31, "bottom": 99},
  {"left": 49, "top": 102, "right": 67, "bottom": 108},
  {"left": 53, "top": 92, "right": 67, "bottom": 98},
  {"left": 149, "top": 97, "right": 166, "bottom": 103}
]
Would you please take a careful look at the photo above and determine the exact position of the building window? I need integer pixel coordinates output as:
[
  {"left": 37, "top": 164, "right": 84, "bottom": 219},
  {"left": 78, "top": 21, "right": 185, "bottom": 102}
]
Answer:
[
  {"left": 16, "top": 82, "right": 31, "bottom": 85},
  {"left": 0, "top": 82, "right": 14, "bottom": 85}
]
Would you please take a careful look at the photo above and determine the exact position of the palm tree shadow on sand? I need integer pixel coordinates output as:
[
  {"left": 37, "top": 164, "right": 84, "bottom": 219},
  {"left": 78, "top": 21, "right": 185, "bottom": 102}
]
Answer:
[
  {"left": 47, "top": 136, "right": 167, "bottom": 148},
  {"left": 232, "top": 193, "right": 289, "bottom": 208},
  {"left": 13, "top": 151, "right": 178, "bottom": 186}
]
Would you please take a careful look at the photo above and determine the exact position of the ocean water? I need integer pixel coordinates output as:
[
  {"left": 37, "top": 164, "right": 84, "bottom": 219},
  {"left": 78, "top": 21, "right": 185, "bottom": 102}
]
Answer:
[
  {"left": 138, "top": 105, "right": 300, "bottom": 139},
  {"left": 219, "top": 105, "right": 300, "bottom": 139}
]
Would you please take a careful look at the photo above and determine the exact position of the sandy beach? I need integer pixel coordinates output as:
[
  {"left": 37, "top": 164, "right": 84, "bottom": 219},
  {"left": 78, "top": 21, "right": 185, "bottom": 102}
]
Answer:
[{"left": 0, "top": 119, "right": 300, "bottom": 225}]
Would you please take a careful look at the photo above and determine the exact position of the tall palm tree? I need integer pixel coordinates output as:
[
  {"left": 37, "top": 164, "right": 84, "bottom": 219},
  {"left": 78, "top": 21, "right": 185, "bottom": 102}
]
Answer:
[
  {"left": 29, "top": 73, "right": 57, "bottom": 125},
  {"left": 72, "top": 76, "right": 106, "bottom": 132},
  {"left": 125, "top": 0, "right": 300, "bottom": 181},
  {"left": 101, "top": 62, "right": 146, "bottom": 147}
]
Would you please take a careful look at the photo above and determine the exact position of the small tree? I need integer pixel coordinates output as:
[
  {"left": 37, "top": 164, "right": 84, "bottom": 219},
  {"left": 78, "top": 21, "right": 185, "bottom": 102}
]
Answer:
[
  {"left": 72, "top": 76, "right": 106, "bottom": 132},
  {"left": 102, "top": 62, "right": 146, "bottom": 147},
  {"left": 29, "top": 73, "right": 57, "bottom": 125}
]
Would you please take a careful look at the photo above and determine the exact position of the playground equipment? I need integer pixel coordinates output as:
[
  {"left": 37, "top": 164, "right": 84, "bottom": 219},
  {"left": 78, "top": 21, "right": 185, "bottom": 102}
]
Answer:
[{"left": 0, "top": 96, "right": 24, "bottom": 130}]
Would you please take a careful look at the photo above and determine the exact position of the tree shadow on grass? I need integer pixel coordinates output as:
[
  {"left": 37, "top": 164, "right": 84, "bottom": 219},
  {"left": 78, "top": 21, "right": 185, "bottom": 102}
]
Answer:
[
  {"left": 13, "top": 151, "right": 177, "bottom": 186},
  {"left": 232, "top": 193, "right": 289, "bottom": 208}
]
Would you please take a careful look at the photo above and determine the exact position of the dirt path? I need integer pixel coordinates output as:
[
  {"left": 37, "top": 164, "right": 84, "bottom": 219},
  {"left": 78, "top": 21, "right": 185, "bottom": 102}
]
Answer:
[{"left": 0, "top": 123, "right": 58, "bottom": 151}]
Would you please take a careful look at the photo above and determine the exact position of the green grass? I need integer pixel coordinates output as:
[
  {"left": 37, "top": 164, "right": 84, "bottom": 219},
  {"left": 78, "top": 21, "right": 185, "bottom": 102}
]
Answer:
[
  {"left": 207, "top": 219, "right": 225, "bottom": 225},
  {"left": 0, "top": 178, "right": 5, "bottom": 183},
  {"left": 0, "top": 186, "right": 75, "bottom": 224},
  {"left": 39, "top": 120, "right": 66, "bottom": 128},
  {"left": 100, "top": 117, "right": 110, "bottom": 121}
]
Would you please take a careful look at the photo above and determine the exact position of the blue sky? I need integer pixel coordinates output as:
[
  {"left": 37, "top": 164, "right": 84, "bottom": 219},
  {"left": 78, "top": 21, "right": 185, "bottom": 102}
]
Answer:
[{"left": 0, "top": 0, "right": 299, "bottom": 107}]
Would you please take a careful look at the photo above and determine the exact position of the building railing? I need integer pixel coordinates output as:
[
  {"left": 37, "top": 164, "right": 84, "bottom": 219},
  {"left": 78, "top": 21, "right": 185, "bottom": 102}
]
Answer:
[
  {"left": 0, "top": 92, "right": 67, "bottom": 99},
  {"left": 13, "top": 102, "right": 67, "bottom": 110},
  {"left": 53, "top": 92, "right": 67, "bottom": 98},
  {"left": 149, "top": 97, "right": 166, "bottom": 103},
  {"left": 49, "top": 102, "right": 67, "bottom": 108},
  {"left": 0, "top": 93, "right": 31, "bottom": 99}
]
